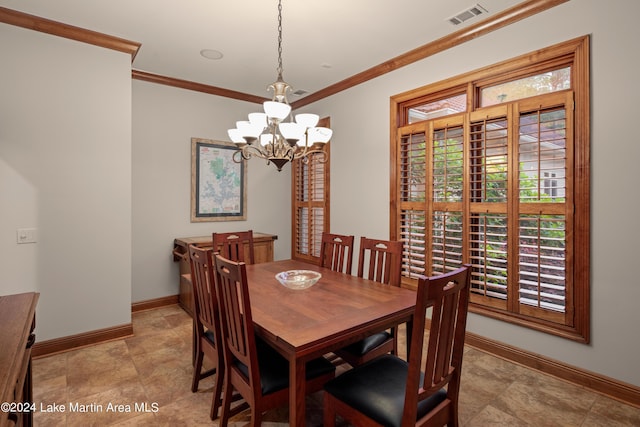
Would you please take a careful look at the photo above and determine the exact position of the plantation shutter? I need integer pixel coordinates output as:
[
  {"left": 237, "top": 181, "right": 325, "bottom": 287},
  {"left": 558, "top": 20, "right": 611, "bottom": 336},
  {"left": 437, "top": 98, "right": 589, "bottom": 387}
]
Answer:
[
  {"left": 292, "top": 118, "right": 330, "bottom": 264},
  {"left": 515, "top": 92, "right": 573, "bottom": 323},
  {"left": 397, "top": 126, "right": 427, "bottom": 280},
  {"left": 465, "top": 93, "right": 573, "bottom": 321},
  {"left": 429, "top": 117, "right": 465, "bottom": 275},
  {"left": 468, "top": 105, "right": 510, "bottom": 310},
  {"left": 391, "top": 38, "right": 589, "bottom": 341},
  {"left": 395, "top": 93, "right": 575, "bottom": 327}
]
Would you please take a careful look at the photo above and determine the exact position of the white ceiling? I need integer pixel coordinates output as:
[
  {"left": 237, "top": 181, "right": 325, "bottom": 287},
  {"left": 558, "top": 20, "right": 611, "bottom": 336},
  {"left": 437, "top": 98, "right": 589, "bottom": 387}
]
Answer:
[{"left": 1, "top": 0, "right": 522, "bottom": 101}]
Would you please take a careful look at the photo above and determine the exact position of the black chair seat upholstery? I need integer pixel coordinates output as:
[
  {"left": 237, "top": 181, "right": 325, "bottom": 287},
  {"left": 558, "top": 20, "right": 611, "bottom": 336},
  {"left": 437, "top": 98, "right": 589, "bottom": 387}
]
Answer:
[
  {"left": 340, "top": 331, "right": 391, "bottom": 356},
  {"left": 324, "top": 266, "right": 472, "bottom": 427},
  {"left": 324, "top": 355, "right": 446, "bottom": 427},
  {"left": 203, "top": 329, "right": 215, "bottom": 344},
  {"left": 236, "top": 337, "right": 336, "bottom": 395}
]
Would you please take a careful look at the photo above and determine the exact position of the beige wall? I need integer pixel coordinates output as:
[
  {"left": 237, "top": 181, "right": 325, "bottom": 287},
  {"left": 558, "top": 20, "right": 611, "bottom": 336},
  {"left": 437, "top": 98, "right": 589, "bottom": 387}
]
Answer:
[
  {"left": 0, "top": 24, "right": 132, "bottom": 341},
  {"left": 131, "top": 80, "right": 292, "bottom": 303}
]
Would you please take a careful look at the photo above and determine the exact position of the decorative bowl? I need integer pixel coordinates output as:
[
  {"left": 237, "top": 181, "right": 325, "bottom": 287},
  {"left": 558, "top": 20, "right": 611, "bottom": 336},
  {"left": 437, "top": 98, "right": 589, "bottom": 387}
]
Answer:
[{"left": 275, "top": 270, "right": 321, "bottom": 290}]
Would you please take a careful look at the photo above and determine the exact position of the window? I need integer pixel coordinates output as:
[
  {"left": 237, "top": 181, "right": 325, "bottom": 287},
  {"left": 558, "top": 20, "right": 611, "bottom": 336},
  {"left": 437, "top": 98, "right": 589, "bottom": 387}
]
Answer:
[
  {"left": 291, "top": 118, "right": 330, "bottom": 264},
  {"left": 408, "top": 93, "right": 467, "bottom": 123},
  {"left": 543, "top": 172, "right": 559, "bottom": 198},
  {"left": 391, "top": 37, "right": 590, "bottom": 342},
  {"left": 479, "top": 67, "right": 571, "bottom": 107}
]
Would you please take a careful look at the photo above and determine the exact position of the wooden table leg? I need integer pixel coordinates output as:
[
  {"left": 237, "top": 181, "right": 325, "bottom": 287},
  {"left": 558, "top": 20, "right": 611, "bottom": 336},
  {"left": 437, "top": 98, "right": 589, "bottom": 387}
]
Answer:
[
  {"left": 289, "top": 356, "right": 306, "bottom": 427},
  {"left": 405, "top": 317, "right": 414, "bottom": 358}
]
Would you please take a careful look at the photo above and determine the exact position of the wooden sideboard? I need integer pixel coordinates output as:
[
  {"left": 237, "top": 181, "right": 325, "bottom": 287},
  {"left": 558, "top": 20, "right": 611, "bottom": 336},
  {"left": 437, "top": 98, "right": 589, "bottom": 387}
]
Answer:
[
  {"left": 0, "top": 292, "right": 38, "bottom": 427},
  {"left": 172, "top": 232, "right": 277, "bottom": 316}
]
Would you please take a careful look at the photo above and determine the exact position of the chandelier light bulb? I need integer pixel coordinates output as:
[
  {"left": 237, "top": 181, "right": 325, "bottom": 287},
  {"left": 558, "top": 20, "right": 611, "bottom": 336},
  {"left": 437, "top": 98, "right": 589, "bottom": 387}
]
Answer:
[
  {"left": 248, "top": 112, "right": 268, "bottom": 128},
  {"left": 228, "top": 128, "right": 246, "bottom": 144},
  {"left": 236, "top": 121, "right": 262, "bottom": 140},
  {"left": 310, "top": 127, "right": 333, "bottom": 144},
  {"left": 295, "top": 113, "right": 320, "bottom": 128},
  {"left": 279, "top": 122, "right": 305, "bottom": 144},
  {"left": 263, "top": 101, "right": 291, "bottom": 121},
  {"left": 260, "top": 133, "right": 274, "bottom": 147}
]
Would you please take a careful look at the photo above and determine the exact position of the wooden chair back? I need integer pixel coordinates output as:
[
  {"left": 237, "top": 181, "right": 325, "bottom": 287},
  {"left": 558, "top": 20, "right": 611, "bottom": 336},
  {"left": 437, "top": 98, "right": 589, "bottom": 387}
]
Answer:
[
  {"left": 319, "top": 232, "right": 354, "bottom": 273},
  {"left": 405, "top": 265, "right": 472, "bottom": 425},
  {"left": 357, "top": 237, "right": 403, "bottom": 287},
  {"left": 189, "top": 245, "right": 219, "bottom": 334},
  {"left": 212, "top": 254, "right": 260, "bottom": 398},
  {"left": 334, "top": 237, "right": 403, "bottom": 366},
  {"left": 323, "top": 265, "right": 472, "bottom": 427},
  {"left": 188, "top": 244, "right": 224, "bottom": 419},
  {"left": 213, "top": 253, "right": 336, "bottom": 425},
  {"left": 212, "top": 230, "right": 255, "bottom": 264}
]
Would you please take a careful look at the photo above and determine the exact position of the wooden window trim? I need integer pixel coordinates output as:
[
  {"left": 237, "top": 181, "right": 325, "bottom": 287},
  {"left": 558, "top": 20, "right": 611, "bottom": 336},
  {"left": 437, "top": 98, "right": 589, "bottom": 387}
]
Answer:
[{"left": 390, "top": 36, "right": 590, "bottom": 343}]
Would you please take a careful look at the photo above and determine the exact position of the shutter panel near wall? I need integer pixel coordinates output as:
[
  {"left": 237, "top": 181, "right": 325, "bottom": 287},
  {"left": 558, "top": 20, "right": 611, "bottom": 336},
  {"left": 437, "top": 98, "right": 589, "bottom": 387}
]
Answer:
[{"left": 293, "top": 151, "right": 327, "bottom": 262}]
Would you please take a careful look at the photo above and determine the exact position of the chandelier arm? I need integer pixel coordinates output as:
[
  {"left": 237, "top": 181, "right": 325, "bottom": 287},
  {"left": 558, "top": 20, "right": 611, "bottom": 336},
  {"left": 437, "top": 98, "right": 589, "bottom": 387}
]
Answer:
[
  {"left": 232, "top": 150, "right": 244, "bottom": 163},
  {"left": 241, "top": 144, "right": 271, "bottom": 160},
  {"left": 287, "top": 146, "right": 296, "bottom": 161},
  {"left": 292, "top": 148, "right": 328, "bottom": 163}
]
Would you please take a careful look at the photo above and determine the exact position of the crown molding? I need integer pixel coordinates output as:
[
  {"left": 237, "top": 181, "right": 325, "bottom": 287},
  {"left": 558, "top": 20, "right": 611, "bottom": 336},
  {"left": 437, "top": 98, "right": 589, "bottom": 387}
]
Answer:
[
  {"left": 131, "top": 69, "right": 268, "bottom": 104},
  {"left": 291, "top": 0, "right": 569, "bottom": 109},
  {"left": 0, "top": 6, "right": 140, "bottom": 60},
  {"left": 1, "top": 0, "right": 568, "bottom": 105}
]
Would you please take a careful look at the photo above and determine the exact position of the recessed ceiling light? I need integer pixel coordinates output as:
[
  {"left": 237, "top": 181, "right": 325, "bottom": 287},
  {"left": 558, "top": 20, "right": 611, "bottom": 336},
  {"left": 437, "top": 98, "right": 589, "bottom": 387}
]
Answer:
[{"left": 200, "top": 49, "right": 224, "bottom": 60}]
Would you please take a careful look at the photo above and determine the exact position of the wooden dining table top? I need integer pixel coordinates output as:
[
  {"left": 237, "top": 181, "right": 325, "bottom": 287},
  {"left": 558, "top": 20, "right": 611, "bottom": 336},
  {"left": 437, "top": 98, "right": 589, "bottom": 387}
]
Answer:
[
  {"left": 243, "top": 259, "right": 416, "bottom": 426},
  {"left": 245, "top": 259, "right": 417, "bottom": 360}
]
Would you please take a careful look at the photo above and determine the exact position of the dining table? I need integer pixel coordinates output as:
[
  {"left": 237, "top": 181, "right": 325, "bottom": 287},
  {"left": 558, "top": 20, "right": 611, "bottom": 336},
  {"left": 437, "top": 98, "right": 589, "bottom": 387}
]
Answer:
[{"left": 244, "top": 259, "right": 417, "bottom": 427}]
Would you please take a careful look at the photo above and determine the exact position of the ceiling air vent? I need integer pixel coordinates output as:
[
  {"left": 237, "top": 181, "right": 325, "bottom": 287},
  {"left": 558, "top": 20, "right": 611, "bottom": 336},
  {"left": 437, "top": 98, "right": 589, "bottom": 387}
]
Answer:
[
  {"left": 292, "top": 89, "right": 308, "bottom": 96},
  {"left": 448, "top": 4, "right": 488, "bottom": 25}
]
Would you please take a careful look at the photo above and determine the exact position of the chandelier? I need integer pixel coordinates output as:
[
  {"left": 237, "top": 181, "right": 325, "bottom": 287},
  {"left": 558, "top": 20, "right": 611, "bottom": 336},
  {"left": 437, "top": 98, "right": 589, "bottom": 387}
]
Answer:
[{"left": 227, "top": 0, "right": 332, "bottom": 171}]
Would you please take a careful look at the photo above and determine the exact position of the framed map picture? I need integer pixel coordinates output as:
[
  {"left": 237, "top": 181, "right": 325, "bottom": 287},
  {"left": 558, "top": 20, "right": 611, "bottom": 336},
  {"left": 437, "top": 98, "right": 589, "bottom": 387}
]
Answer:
[{"left": 191, "top": 138, "right": 247, "bottom": 222}]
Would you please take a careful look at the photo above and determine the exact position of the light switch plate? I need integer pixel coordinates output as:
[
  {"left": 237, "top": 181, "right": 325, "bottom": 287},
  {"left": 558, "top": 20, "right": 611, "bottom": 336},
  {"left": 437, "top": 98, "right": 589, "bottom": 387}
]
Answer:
[{"left": 17, "top": 228, "right": 37, "bottom": 244}]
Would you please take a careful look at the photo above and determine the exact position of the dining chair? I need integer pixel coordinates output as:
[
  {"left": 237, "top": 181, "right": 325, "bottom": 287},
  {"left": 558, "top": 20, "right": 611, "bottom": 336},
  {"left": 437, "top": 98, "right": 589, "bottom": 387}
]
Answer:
[
  {"left": 212, "top": 230, "right": 255, "bottom": 264},
  {"left": 318, "top": 232, "right": 355, "bottom": 273},
  {"left": 324, "top": 265, "right": 472, "bottom": 427},
  {"left": 188, "top": 230, "right": 255, "bottom": 367},
  {"left": 188, "top": 244, "right": 225, "bottom": 420},
  {"left": 334, "top": 237, "right": 403, "bottom": 367},
  {"left": 212, "top": 253, "right": 336, "bottom": 427}
]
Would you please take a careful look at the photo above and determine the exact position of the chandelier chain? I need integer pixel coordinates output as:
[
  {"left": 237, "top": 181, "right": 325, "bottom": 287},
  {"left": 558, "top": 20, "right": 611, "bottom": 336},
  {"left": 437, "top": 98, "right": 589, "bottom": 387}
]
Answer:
[{"left": 276, "top": 0, "right": 283, "bottom": 79}]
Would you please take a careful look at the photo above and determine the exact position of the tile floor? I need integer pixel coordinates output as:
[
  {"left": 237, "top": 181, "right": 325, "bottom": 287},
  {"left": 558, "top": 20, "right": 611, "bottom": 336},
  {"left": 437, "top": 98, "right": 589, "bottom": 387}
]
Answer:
[{"left": 32, "top": 305, "right": 640, "bottom": 426}]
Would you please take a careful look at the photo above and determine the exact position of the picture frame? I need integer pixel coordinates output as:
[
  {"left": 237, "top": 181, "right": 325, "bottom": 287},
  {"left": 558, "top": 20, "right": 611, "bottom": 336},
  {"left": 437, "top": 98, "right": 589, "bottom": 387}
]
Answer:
[{"left": 191, "top": 138, "right": 247, "bottom": 222}]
